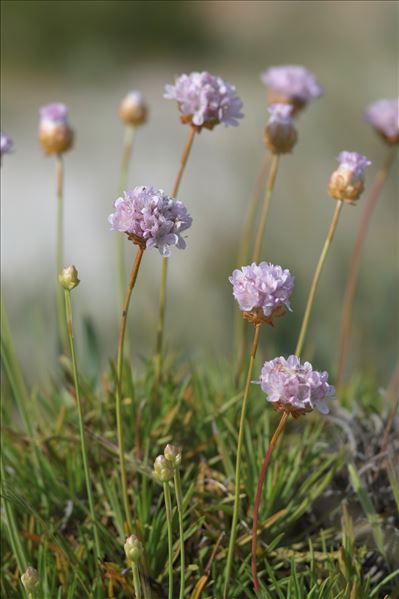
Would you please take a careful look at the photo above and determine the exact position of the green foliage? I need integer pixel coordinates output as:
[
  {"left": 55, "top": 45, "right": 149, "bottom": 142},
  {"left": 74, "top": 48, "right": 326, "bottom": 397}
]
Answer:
[{"left": 1, "top": 345, "right": 398, "bottom": 597}]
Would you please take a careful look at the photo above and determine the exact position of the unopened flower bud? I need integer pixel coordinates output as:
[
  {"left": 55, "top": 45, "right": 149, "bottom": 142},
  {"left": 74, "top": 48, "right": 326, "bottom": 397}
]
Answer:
[
  {"left": 119, "top": 91, "right": 148, "bottom": 126},
  {"left": 21, "top": 566, "right": 39, "bottom": 592},
  {"left": 59, "top": 265, "right": 80, "bottom": 290},
  {"left": 164, "top": 444, "right": 182, "bottom": 468},
  {"left": 153, "top": 455, "right": 173, "bottom": 482},
  {"left": 39, "top": 103, "right": 74, "bottom": 155},
  {"left": 264, "top": 104, "right": 297, "bottom": 154},
  {"left": 328, "top": 151, "right": 371, "bottom": 203},
  {"left": 124, "top": 535, "right": 143, "bottom": 563}
]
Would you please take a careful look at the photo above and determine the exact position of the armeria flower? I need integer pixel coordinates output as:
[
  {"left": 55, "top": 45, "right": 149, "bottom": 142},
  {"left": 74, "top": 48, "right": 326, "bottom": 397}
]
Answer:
[
  {"left": 229, "top": 262, "right": 294, "bottom": 325},
  {"left": 328, "top": 151, "right": 371, "bottom": 203},
  {"left": 109, "top": 185, "right": 192, "bottom": 257},
  {"left": 119, "top": 90, "right": 148, "bottom": 126},
  {"left": 164, "top": 71, "right": 243, "bottom": 130},
  {"left": 255, "top": 355, "right": 336, "bottom": 417},
  {"left": 365, "top": 98, "right": 399, "bottom": 145},
  {"left": 1, "top": 131, "right": 14, "bottom": 156},
  {"left": 39, "top": 102, "right": 73, "bottom": 155},
  {"left": 264, "top": 103, "right": 298, "bottom": 154},
  {"left": 260, "top": 65, "right": 323, "bottom": 113}
]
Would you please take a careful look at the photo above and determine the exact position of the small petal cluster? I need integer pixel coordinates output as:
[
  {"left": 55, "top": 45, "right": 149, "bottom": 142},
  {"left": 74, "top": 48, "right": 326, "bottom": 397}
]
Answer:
[
  {"left": 119, "top": 90, "right": 148, "bottom": 126},
  {"left": 109, "top": 185, "right": 192, "bottom": 257},
  {"left": 255, "top": 355, "right": 335, "bottom": 417},
  {"left": 261, "top": 65, "right": 323, "bottom": 113},
  {"left": 1, "top": 131, "right": 13, "bottom": 156},
  {"left": 264, "top": 104, "right": 298, "bottom": 154},
  {"left": 164, "top": 71, "right": 243, "bottom": 129},
  {"left": 365, "top": 98, "right": 399, "bottom": 145},
  {"left": 124, "top": 535, "right": 143, "bottom": 563},
  {"left": 39, "top": 102, "right": 73, "bottom": 154},
  {"left": 328, "top": 151, "right": 371, "bottom": 203},
  {"left": 21, "top": 566, "right": 39, "bottom": 593},
  {"left": 230, "top": 262, "right": 294, "bottom": 324}
]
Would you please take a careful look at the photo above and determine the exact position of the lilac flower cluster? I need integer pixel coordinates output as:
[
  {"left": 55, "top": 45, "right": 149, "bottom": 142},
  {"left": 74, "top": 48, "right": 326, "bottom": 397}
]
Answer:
[
  {"left": 109, "top": 185, "right": 192, "bottom": 257},
  {"left": 229, "top": 262, "right": 294, "bottom": 322},
  {"left": 164, "top": 71, "right": 243, "bottom": 129},
  {"left": 264, "top": 104, "right": 298, "bottom": 154},
  {"left": 365, "top": 98, "right": 399, "bottom": 145},
  {"left": 255, "top": 355, "right": 336, "bottom": 416},
  {"left": 40, "top": 103, "right": 70, "bottom": 124},
  {"left": 329, "top": 151, "right": 371, "bottom": 202},
  {"left": 261, "top": 65, "right": 323, "bottom": 110},
  {"left": 1, "top": 132, "right": 13, "bottom": 156}
]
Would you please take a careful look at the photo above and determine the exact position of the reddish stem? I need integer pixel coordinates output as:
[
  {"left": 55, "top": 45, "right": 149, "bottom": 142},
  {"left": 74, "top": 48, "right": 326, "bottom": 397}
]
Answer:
[{"left": 251, "top": 412, "right": 289, "bottom": 593}]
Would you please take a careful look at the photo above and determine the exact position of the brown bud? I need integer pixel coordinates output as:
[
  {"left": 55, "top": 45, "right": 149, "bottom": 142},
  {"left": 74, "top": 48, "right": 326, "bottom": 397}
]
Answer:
[
  {"left": 39, "top": 122, "right": 73, "bottom": 155},
  {"left": 264, "top": 121, "right": 298, "bottom": 155},
  {"left": 328, "top": 168, "right": 364, "bottom": 203},
  {"left": 59, "top": 265, "right": 80, "bottom": 290},
  {"left": 119, "top": 91, "right": 148, "bottom": 126}
]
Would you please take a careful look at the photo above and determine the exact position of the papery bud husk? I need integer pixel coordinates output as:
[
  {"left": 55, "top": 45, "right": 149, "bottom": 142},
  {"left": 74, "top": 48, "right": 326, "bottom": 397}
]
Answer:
[
  {"left": 153, "top": 455, "right": 173, "bottom": 482},
  {"left": 164, "top": 444, "right": 182, "bottom": 468},
  {"left": 119, "top": 96, "right": 148, "bottom": 126},
  {"left": 267, "top": 91, "right": 306, "bottom": 116},
  {"left": 21, "top": 566, "right": 39, "bottom": 592},
  {"left": 39, "top": 122, "right": 73, "bottom": 155},
  {"left": 59, "top": 265, "right": 80, "bottom": 290},
  {"left": 264, "top": 121, "right": 298, "bottom": 154},
  {"left": 328, "top": 169, "right": 364, "bottom": 203},
  {"left": 124, "top": 535, "right": 143, "bottom": 563}
]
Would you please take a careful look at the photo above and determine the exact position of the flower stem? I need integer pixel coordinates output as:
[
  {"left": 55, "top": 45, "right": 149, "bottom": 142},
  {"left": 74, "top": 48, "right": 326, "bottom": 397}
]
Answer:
[
  {"left": 234, "top": 153, "right": 269, "bottom": 387},
  {"left": 116, "top": 245, "right": 145, "bottom": 534},
  {"left": 251, "top": 412, "right": 289, "bottom": 593},
  {"left": 64, "top": 289, "right": 101, "bottom": 562},
  {"left": 224, "top": 322, "right": 261, "bottom": 599},
  {"left": 154, "top": 126, "right": 196, "bottom": 385},
  {"left": 131, "top": 562, "right": 142, "bottom": 599},
  {"left": 116, "top": 125, "right": 136, "bottom": 313},
  {"left": 251, "top": 155, "right": 279, "bottom": 264},
  {"left": 173, "top": 469, "right": 185, "bottom": 599},
  {"left": 295, "top": 200, "right": 344, "bottom": 358},
  {"left": 336, "top": 148, "right": 396, "bottom": 388},
  {"left": 55, "top": 155, "right": 67, "bottom": 352},
  {"left": 163, "top": 482, "right": 174, "bottom": 599}
]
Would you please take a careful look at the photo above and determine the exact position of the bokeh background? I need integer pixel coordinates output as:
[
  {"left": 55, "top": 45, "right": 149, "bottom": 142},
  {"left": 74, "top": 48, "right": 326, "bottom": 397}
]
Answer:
[{"left": 1, "top": 0, "right": 398, "bottom": 385}]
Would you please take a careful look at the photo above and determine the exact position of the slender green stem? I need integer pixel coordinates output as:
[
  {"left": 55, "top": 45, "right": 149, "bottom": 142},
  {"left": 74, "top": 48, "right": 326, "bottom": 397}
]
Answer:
[
  {"left": 251, "top": 412, "right": 289, "bottom": 593},
  {"left": 64, "top": 290, "right": 101, "bottom": 561},
  {"left": 336, "top": 148, "right": 396, "bottom": 388},
  {"left": 251, "top": 154, "right": 279, "bottom": 263},
  {"left": 131, "top": 562, "right": 142, "bottom": 599},
  {"left": 115, "top": 245, "right": 145, "bottom": 534},
  {"left": 1, "top": 459, "right": 27, "bottom": 573},
  {"left": 154, "top": 126, "right": 196, "bottom": 385},
  {"left": 116, "top": 125, "right": 136, "bottom": 313},
  {"left": 295, "top": 200, "right": 344, "bottom": 358},
  {"left": 55, "top": 155, "right": 67, "bottom": 352},
  {"left": 224, "top": 322, "right": 261, "bottom": 598},
  {"left": 173, "top": 470, "right": 185, "bottom": 599},
  {"left": 163, "top": 482, "right": 174, "bottom": 599}
]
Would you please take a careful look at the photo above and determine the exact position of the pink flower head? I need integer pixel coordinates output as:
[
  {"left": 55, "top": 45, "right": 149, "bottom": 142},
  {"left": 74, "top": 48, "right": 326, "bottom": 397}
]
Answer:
[
  {"left": 255, "top": 355, "right": 336, "bottom": 417},
  {"left": 1, "top": 131, "right": 13, "bottom": 156},
  {"left": 261, "top": 65, "right": 323, "bottom": 113},
  {"left": 365, "top": 98, "right": 399, "bottom": 145},
  {"left": 164, "top": 71, "right": 243, "bottom": 129},
  {"left": 39, "top": 103, "right": 70, "bottom": 125},
  {"left": 329, "top": 151, "right": 371, "bottom": 202},
  {"left": 108, "top": 185, "right": 192, "bottom": 257},
  {"left": 229, "top": 262, "right": 294, "bottom": 324}
]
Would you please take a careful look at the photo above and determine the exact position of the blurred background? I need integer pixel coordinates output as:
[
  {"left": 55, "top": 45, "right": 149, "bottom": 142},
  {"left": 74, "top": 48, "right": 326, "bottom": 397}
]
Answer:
[{"left": 1, "top": 0, "right": 398, "bottom": 386}]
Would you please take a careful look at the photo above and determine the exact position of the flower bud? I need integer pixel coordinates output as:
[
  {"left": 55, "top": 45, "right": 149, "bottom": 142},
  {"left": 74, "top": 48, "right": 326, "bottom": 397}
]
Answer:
[
  {"left": 21, "top": 566, "right": 39, "bottom": 592},
  {"left": 164, "top": 444, "right": 182, "bottom": 468},
  {"left": 124, "top": 535, "right": 143, "bottom": 563},
  {"left": 328, "top": 151, "right": 371, "bottom": 203},
  {"left": 59, "top": 265, "right": 80, "bottom": 290},
  {"left": 263, "top": 104, "right": 297, "bottom": 154},
  {"left": 39, "top": 103, "right": 74, "bottom": 155},
  {"left": 365, "top": 98, "right": 399, "bottom": 146},
  {"left": 153, "top": 455, "right": 173, "bottom": 483},
  {"left": 119, "top": 91, "right": 148, "bottom": 126}
]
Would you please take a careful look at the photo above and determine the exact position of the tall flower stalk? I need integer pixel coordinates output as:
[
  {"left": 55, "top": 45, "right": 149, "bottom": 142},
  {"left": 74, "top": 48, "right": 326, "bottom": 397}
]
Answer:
[
  {"left": 59, "top": 266, "right": 101, "bottom": 562},
  {"left": 154, "top": 455, "right": 175, "bottom": 599},
  {"left": 224, "top": 262, "right": 294, "bottom": 598},
  {"left": 39, "top": 103, "right": 73, "bottom": 352},
  {"left": 250, "top": 356, "right": 335, "bottom": 592},
  {"left": 155, "top": 71, "right": 243, "bottom": 384},
  {"left": 109, "top": 186, "right": 192, "bottom": 532},
  {"left": 336, "top": 98, "right": 398, "bottom": 387},
  {"left": 164, "top": 444, "right": 185, "bottom": 599},
  {"left": 116, "top": 91, "right": 148, "bottom": 310},
  {"left": 295, "top": 151, "right": 371, "bottom": 357}
]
